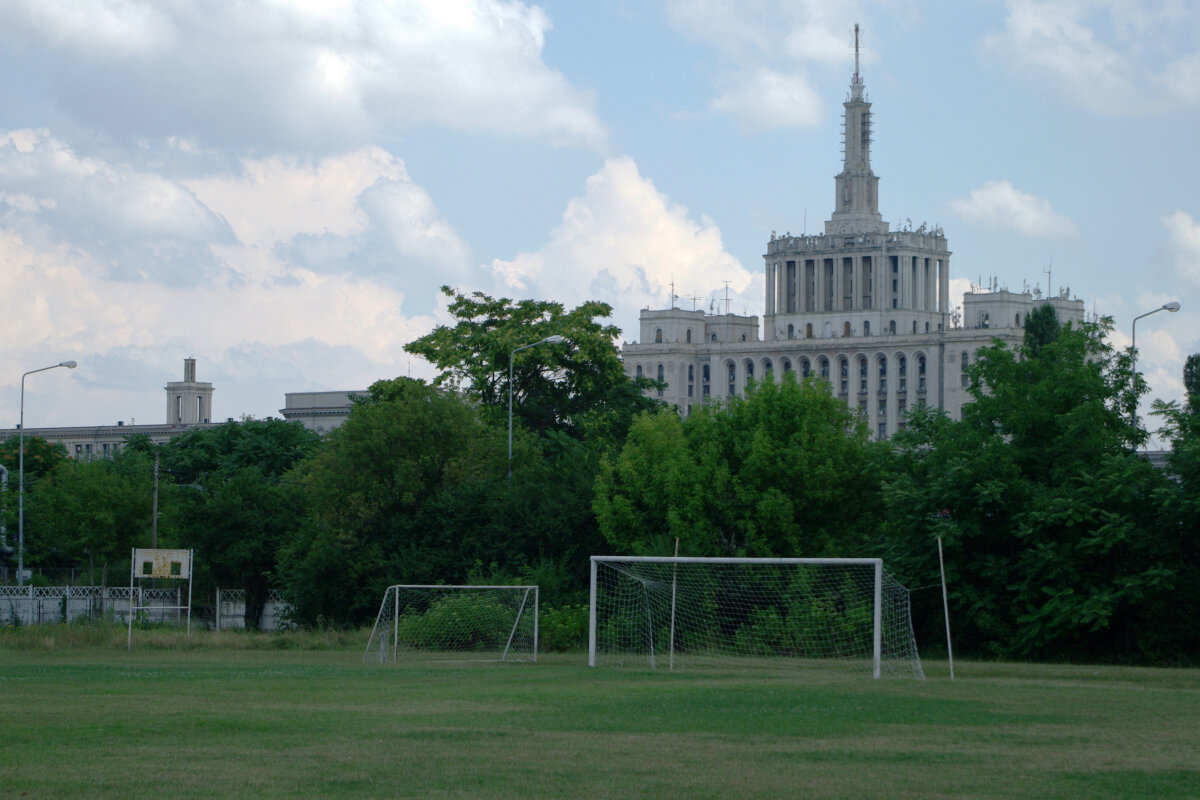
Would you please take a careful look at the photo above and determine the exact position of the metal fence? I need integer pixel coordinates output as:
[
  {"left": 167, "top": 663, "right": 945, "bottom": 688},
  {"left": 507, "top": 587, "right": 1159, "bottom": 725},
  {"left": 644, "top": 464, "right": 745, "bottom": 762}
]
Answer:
[{"left": 0, "top": 585, "right": 293, "bottom": 630}]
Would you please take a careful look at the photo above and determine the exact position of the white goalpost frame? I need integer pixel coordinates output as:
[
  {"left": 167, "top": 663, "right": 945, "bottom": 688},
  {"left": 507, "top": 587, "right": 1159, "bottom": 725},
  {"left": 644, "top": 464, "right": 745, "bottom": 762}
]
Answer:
[
  {"left": 364, "top": 584, "right": 539, "bottom": 663},
  {"left": 590, "top": 556, "right": 910, "bottom": 679}
]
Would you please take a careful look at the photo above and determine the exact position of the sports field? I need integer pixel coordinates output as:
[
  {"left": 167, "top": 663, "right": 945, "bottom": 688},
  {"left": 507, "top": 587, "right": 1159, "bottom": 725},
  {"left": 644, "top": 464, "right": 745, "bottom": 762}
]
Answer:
[{"left": 2, "top": 628, "right": 1197, "bottom": 799}]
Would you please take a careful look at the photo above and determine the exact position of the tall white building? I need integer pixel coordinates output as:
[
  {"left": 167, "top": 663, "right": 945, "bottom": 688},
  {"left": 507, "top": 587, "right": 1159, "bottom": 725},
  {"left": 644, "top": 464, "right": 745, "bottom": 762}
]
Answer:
[{"left": 622, "top": 40, "right": 1084, "bottom": 437}]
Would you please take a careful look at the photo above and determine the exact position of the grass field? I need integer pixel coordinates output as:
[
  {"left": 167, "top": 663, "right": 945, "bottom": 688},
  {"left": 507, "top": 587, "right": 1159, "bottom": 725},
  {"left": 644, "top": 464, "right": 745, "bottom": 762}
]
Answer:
[{"left": 2, "top": 626, "right": 1198, "bottom": 799}]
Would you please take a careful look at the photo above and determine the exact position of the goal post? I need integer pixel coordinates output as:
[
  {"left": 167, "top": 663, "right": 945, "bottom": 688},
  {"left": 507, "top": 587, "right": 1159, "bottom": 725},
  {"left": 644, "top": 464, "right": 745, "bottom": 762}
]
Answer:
[
  {"left": 589, "top": 556, "right": 923, "bottom": 679},
  {"left": 363, "top": 585, "right": 538, "bottom": 663}
]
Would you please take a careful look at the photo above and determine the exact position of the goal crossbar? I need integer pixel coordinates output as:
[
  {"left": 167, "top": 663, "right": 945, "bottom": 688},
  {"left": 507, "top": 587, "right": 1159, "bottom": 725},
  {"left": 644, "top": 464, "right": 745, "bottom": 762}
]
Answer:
[{"left": 589, "top": 557, "right": 921, "bottom": 679}]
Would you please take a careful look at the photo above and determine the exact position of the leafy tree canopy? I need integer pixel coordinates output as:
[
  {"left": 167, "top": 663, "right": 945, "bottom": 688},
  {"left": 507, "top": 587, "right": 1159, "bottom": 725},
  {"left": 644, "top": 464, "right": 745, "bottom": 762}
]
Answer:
[{"left": 404, "top": 286, "right": 661, "bottom": 445}]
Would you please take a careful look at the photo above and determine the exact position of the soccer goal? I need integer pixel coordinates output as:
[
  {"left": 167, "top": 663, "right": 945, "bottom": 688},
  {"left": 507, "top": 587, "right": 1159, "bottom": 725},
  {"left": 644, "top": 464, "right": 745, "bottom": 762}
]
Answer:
[
  {"left": 363, "top": 585, "right": 538, "bottom": 663},
  {"left": 589, "top": 557, "right": 923, "bottom": 679}
]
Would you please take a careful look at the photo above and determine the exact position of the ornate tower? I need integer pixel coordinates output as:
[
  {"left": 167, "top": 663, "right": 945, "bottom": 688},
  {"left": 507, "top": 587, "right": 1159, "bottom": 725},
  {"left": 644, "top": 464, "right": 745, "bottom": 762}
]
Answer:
[
  {"left": 828, "top": 25, "right": 886, "bottom": 236},
  {"left": 165, "top": 358, "right": 214, "bottom": 425}
]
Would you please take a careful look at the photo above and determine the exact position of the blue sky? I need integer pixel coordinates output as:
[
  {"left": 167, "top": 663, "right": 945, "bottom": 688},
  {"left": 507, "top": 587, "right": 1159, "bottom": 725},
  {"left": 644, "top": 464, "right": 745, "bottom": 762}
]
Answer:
[{"left": 1, "top": 0, "right": 1197, "bottom": 436}]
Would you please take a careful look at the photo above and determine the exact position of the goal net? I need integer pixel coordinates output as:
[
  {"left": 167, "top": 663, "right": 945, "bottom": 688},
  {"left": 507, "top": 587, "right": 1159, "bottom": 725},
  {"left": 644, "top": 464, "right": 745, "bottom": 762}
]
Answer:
[
  {"left": 363, "top": 585, "right": 538, "bottom": 663},
  {"left": 589, "top": 557, "right": 923, "bottom": 679}
]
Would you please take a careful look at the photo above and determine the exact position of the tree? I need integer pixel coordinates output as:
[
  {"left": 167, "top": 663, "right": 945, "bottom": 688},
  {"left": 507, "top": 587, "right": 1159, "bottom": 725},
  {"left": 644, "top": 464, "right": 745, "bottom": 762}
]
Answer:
[
  {"left": 159, "top": 419, "right": 321, "bottom": 628},
  {"left": 595, "top": 372, "right": 887, "bottom": 558},
  {"left": 885, "top": 316, "right": 1185, "bottom": 661},
  {"left": 22, "top": 448, "right": 154, "bottom": 582},
  {"left": 404, "top": 286, "right": 661, "bottom": 444}
]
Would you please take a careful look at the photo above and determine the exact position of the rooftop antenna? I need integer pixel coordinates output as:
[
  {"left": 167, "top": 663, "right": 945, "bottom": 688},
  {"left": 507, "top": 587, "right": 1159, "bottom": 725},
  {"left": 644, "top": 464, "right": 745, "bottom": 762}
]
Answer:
[
  {"left": 723, "top": 281, "right": 732, "bottom": 315},
  {"left": 670, "top": 277, "right": 676, "bottom": 308},
  {"left": 852, "top": 24, "right": 862, "bottom": 89},
  {"left": 1044, "top": 262, "right": 1052, "bottom": 299}
]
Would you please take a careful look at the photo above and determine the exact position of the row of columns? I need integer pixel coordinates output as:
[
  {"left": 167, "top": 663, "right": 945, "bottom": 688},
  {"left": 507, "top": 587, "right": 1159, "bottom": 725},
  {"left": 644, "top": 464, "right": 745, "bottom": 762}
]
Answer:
[{"left": 767, "top": 252, "right": 950, "bottom": 316}]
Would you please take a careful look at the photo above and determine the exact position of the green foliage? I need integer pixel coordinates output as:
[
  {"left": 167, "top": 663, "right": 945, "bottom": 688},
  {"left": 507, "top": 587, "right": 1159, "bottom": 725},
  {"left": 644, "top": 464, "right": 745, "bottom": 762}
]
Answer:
[
  {"left": 884, "top": 318, "right": 1189, "bottom": 661},
  {"left": 595, "top": 371, "right": 885, "bottom": 557},
  {"left": 395, "top": 595, "right": 514, "bottom": 652},
  {"left": 160, "top": 419, "right": 322, "bottom": 628},
  {"left": 538, "top": 604, "right": 588, "bottom": 652},
  {"left": 404, "top": 285, "right": 661, "bottom": 444}
]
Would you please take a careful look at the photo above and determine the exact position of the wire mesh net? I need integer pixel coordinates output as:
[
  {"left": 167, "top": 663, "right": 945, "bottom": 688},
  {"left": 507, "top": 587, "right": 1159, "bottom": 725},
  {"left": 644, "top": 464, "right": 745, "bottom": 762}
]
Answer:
[
  {"left": 590, "top": 558, "right": 923, "bottom": 678},
  {"left": 364, "top": 585, "right": 538, "bottom": 663}
]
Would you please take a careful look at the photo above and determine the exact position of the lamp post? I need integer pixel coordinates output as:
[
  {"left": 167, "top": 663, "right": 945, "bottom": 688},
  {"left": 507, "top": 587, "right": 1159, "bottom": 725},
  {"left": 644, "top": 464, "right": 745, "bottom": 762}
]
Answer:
[
  {"left": 508, "top": 335, "right": 564, "bottom": 480},
  {"left": 1130, "top": 302, "right": 1180, "bottom": 426},
  {"left": 18, "top": 360, "right": 77, "bottom": 586}
]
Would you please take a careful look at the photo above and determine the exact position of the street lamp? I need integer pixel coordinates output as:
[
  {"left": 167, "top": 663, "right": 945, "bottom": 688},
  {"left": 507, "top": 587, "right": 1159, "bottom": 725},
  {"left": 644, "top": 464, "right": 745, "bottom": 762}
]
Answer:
[
  {"left": 18, "top": 360, "right": 77, "bottom": 586},
  {"left": 508, "top": 335, "right": 564, "bottom": 480},
  {"left": 1130, "top": 302, "right": 1180, "bottom": 426}
]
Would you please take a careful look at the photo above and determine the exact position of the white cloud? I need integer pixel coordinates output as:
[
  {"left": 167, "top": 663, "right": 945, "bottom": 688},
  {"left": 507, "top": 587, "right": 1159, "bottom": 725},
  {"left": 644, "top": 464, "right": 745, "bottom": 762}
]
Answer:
[
  {"left": 983, "top": 0, "right": 1200, "bottom": 114},
  {"left": 1162, "top": 210, "right": 1200, "bottom": 286},
  {"left": 950, "top": 180, "right": 1077, "bottom": 237},
  {"left": 0, "top": 0, "right": 606, "bottom": 151},
  {"left": 710, "top": 68, "right": 824, "bottom": 130},
  {"left": 489, "top": 156, "right": 752, "bottom": 339},
  {"left": 663, "top": 0, "right": 862, "bottom": 129}
]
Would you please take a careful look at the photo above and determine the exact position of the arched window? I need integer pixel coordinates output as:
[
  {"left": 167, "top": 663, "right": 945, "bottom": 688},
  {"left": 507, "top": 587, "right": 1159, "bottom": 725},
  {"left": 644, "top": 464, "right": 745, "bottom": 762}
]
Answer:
[
  {"left": 745, "top": 359, "right": 755, "bottom": 381},
  {"left": 819, "top": 357, "right": 830, "bottom": 380},
  {"left": 912, "top": 320, "right": 917, "bottom": 333},
  {"left": 824, "top": 321, "right": 833, "bottom": 338},
  {"left": 763, "top": 358, "right": 773, "bottom": 379},
  {"left": 711, "top": 333, "right": 717, "bottom": 342},
  {"left": 702, "top": 364, "right": 711, "bottom": 398},
  {"left": 800, "top": 358, "right": 811, "bottom": 378},
  {"left": 781, "top": 358, "right": 792, "bottom": 373},
  {"left": 655, "top": 328, "right": 663, "bottom": 343},
  {"left": 635, "top": 365, "right": 643, "bottom": 379},
  {"left": 918, "top": 353, "right": 927, "bottom": 392},
  {"left": 686, "top": 328, "right": 692, "bottom": 343},
  {"left": 687, "top": 364, "right": 695, "bottom": 397},
  {"left": 727, "top": 362, "right": 736, "bottom": 396},
  {"left": 844, "top": 321, "right": 852, "bottom": 337},
  {"left": 878, "top": 355, "right": 887, "bottom": 393},
  {"left": 864, "top": 320, "right": 871, "bottom": 336},
  {"left": 657, "top": 364, "right": 665, "bottom": 396},
  {"left": 889, "top": 320, "right": 896, "bottom": 334},
  {"left": 961, "top": 352, "right": 969, "bottom": 387},
  {"left": 806, "top": 323, "right": 813, "bottom": 338},
  {"left": 1016, "top": 314, "right": 1021, "bottom": 327},
  {"left": 839, "top": 357, "right": 849, "bottom": 394},
  {"left": 898, "top": 355, "right": 907, "bottom": 392},
  {"left": 858, "top": 356, "right": 868, "bottom": 392},
  {"left": 787, "top": 324, "right": 795, "bottom": 339}
]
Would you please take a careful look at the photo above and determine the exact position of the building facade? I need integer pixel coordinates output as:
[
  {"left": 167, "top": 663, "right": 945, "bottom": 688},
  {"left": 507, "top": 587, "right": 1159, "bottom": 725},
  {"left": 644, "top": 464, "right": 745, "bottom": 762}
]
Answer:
[{"left": 621, "top": 51, "right": 1084, "bottom": 437}]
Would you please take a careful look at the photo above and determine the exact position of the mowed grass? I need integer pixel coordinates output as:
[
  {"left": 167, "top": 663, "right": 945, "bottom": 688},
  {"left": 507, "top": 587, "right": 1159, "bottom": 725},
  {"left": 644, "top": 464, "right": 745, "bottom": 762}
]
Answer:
[{"left": 2, "top": 627, "right": 1198, "bottom": 799}]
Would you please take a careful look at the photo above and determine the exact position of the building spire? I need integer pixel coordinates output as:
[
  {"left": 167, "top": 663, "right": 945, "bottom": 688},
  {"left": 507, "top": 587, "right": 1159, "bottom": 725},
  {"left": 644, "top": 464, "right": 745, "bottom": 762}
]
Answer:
[{"left": 851, "top": 23, "right": 864, "bottom": 100}]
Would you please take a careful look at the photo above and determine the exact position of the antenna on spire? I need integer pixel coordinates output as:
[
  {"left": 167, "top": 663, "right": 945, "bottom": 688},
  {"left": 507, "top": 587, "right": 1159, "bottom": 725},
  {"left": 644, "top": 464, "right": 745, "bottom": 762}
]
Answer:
[{"left": 853, "top": 24, "right": 862, "bottom": 86}]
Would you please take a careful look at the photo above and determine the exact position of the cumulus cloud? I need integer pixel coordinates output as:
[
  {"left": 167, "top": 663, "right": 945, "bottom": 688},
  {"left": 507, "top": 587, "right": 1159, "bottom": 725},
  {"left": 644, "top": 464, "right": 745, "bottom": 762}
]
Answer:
[
  {"left": 949, "top": 180, "right": 1077, "bottom": 237},
  {"left": 0, "top": 0, "right": 606, "bottom": 151},
  {"left": 663, "top": 0, "right": 862, "bottom": 129},
  {"left": 489, "top": 156, "right": 752, "bottom": 339},
  {"left": 983, "top": 0, "right": 1200, "bottom": 114},
  {"left": 1162, "top": 210, "right": 1200, "bottom": 285},
  {"left": 710, "top": 68, "right": 824, "bottom": 130}
]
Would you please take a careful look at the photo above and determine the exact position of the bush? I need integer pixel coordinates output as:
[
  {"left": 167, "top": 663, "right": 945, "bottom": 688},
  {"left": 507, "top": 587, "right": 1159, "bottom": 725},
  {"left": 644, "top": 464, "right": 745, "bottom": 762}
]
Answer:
[{"left": 539, "top": 604, "right": 588, "bottom": 652}]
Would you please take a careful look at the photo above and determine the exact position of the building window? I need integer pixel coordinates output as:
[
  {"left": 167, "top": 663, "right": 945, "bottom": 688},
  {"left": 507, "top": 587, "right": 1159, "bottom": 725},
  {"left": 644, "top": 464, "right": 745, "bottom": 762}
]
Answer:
[
  {"left": 787, "top": 324, "right": 794, "bottom": 339},
  {"left": 745, "top": 359, "right": 755, "bottom": 382},
  {"left": 864, "top": 320, "right": 870, "bottom": 336},
  {"left": 636, "top": 365, "right": 643, "bottom": 379},
  {"left": 889, "top": 320, "right": 896, "bottom": 334},
  {"left": 839, "top": 357, "right": 849, "bottom": 394},
  {"left": 912, "top": 320, "right": 918, "bottom": 333},
  {"left": 728, "top": 362, "right": 736, "bottom": 396},
  {"left": 1016, "top": 314, "right": 1021, "bottom": 327},
  {"left": 878, "top": 355, "right": 887, "bottom": 393},
  {"left": 858, "top": 357, "right": 867, "bottom": 393},
  {"left": 843, "top": 321, "right": 851, "bottom": 337},
  {"left": 687, "top": 365, "right": 694, "bottom": 398},
  {"left": 763, "top": 359, "right": 773, "bottom": 379},
  {"left": 781, "top": 358, "right": 792, "bottom": 373},
  {"left": 806, "top": 323, "right": 813, "bottom": 338},
  {"left": 961, "top": 352, "right": 969, "bottom": 388},
  {"left": 898, "top": 355, "right": 907, "bottom": 392},
  {"left": 655, "top": 328, "right": 663, "bottom": 343},
  {"left": 918, "top": 353, "right": 927, "bottom": 392},
  {"left": 686, "top": 329, "right": 692, "bottom": 343},
  {"left": 711, "top": 333, "right": 717, "bottom": 342},
  {"left": 702, "top": 364, "right": 710, "bottom": 385},
  {"left": 819, "top": 357, "right": 830, "bottom": 380},
  {"left": 657, "top": 364, "right": 664, "bottom": 396},
  {"left": 878, "top": 421, "right": 887, "bottom": 438}
]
